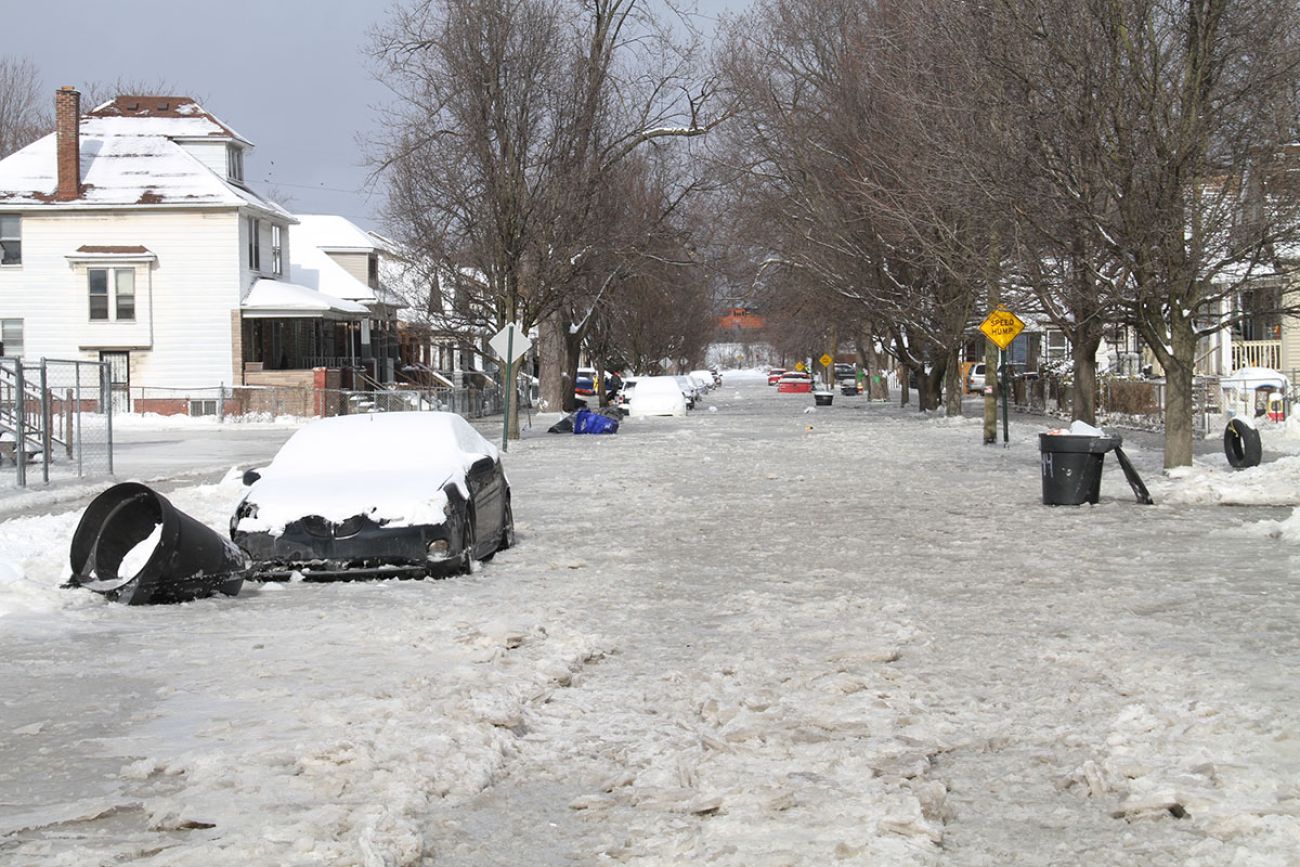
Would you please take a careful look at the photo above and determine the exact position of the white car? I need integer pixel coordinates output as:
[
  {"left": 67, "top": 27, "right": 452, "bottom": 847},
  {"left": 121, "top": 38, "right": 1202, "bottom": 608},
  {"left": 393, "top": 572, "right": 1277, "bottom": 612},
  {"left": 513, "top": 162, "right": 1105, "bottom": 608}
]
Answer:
[
  {"left": 628, "top": 375, "right": 688, "bottom": 417},
  {"left": 689, "top": 370, "right": 714, "bottom": 393},
  {"left": 674, "top": 375, "right": 700, "bottom": 408}
]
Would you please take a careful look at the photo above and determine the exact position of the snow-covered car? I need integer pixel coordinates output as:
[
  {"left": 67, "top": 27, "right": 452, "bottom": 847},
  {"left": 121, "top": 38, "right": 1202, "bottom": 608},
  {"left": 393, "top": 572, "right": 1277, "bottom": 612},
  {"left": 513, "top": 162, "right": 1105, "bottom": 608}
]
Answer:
[
  {"left": 776, "top": 372, "right": 813, "bottom": 393},
  {"left": 613, "top": 377, "right": 638, "bottom": 408},
  {"left": 689, "top": 370, "right": 714, "bottom": 392},
  {"left": 231, "top": 413, "right": 514, "bottom": 580},
  {"left": 627, "top": 375, "right": 688, "bottom": 417},
  {"left": 767, "top": 368, "right": 787, "bottom": 385},
  {"left": 674, "top": 375, "right": 701, "bottom": 408}
]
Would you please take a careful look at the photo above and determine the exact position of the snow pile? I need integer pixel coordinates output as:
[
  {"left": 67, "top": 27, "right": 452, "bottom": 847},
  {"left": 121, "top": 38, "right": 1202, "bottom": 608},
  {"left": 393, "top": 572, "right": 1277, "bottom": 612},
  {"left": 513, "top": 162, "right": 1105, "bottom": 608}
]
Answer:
[{"left": 1156, "top": 455, "right": 1300, "bottom": 507}]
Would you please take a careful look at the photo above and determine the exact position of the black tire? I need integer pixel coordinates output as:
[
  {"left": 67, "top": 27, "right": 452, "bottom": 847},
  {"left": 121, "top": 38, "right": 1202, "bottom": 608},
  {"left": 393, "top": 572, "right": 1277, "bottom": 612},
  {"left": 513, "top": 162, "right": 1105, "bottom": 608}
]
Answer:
[
  {"left": 459, "top": 508, "right": 477, "bottom": 574},
  {"left": 499, "top": 496, "right": 515, "bottom": 551},
  {"left": 1224, "top": 418, "right": 1262, "bottom": 468}
]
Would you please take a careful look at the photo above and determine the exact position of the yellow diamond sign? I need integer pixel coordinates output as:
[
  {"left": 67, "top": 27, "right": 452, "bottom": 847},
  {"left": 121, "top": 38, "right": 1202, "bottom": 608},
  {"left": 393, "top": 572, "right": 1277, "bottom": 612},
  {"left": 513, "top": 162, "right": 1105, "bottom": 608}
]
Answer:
[
  {"left": 979, "top": 308, "right": 1025, "bottom": 351},
  {"left": 819, "top": 353, "right": 834, "bottom": 368}
]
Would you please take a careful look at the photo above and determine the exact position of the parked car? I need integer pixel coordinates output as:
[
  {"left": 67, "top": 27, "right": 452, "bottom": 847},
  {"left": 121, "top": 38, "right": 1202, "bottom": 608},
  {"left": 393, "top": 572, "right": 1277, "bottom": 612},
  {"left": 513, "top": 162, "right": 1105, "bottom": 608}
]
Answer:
[
  {"left": 777, "top": 371, "right": 814, "bottom": 394},
  {"left": 231, "top": 413, "right": 513, "bottom": 580},
  {"left": 834, "top": 362, "right": 855, "bottom": 381},
  {"left": 674, "top": 375, "right": 700, "bottom": 408},
  {"left": 575, "top": 367, "right": 597, "bottom": 397},
  {"left": 628, "top": 375, "right": 688, "bottom": 417},
  {"left": 613, "top": 377, "right": 639, "bottom": 408},
  {"left": 767, "top": 368, "right": 787, "bottom": 385},
  {"left": 689, "top": 370, "right": 715, "bottom": 392},
  {"left": 967, "top": 362, "right": 987, "bottom": 393}
]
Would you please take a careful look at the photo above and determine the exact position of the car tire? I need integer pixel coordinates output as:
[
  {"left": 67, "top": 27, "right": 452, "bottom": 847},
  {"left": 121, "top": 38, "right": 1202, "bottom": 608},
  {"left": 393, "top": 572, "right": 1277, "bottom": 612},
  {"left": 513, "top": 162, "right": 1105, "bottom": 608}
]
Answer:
[
  {"left": 499, "top": 496, "right": 515, "bottom": 551},
  {"left": 459, "top": 507, "right": 477, "bottom": 574},
  {"left": 1224, "top": 418, "right": 1262, "bottom": 468}
]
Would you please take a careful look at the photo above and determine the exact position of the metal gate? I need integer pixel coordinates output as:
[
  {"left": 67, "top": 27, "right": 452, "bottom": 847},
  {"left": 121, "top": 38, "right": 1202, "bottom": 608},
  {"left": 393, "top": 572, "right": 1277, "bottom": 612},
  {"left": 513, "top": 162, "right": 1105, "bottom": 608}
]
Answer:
[
  {"left": 1, "top": 357, "right": 114, "bottom": 488},
  {"left": 100, "top": 350, "right": 131, "bottom": 415}
]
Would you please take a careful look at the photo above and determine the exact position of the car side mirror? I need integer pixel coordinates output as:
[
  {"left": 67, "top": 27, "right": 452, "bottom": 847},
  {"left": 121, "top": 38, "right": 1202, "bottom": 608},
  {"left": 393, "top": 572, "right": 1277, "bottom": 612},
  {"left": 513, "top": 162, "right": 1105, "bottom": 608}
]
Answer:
[{"left": 242, "top": 468, "right": 261, "bottom": 486}]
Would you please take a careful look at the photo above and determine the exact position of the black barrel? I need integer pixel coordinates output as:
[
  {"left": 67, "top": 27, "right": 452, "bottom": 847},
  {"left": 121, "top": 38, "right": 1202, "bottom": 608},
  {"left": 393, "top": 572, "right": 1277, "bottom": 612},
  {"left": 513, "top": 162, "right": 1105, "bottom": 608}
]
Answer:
[
  {"left": 1039, "top": 433, "right": 1120, "bottom": 506},
  {"left": 814, "top": 392, "right": 834, "bottom": 406},
  {"left": 67, "top": 482, "right": 247, "bottom": 605}
]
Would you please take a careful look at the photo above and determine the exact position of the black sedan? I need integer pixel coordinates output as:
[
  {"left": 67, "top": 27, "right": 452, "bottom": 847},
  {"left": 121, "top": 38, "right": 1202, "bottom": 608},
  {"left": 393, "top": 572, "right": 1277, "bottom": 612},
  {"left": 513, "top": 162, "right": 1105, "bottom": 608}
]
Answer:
[{"left": 231, "top": 412, "right": 514, "bottom": 580}]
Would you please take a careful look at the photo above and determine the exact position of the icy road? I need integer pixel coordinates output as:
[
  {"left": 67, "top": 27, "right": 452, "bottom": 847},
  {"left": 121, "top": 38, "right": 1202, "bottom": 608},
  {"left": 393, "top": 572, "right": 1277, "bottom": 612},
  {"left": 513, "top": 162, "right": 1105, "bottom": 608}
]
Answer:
[{"left": 2, "top": 372, "right": 1298, "bottom": 865}]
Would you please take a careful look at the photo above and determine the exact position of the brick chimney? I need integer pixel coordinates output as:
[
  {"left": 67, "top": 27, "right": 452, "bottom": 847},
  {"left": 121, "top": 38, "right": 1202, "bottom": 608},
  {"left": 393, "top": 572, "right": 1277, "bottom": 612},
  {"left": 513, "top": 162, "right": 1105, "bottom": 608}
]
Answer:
[{"left": 54, "top": 86, "right": 81, "bottom": 201}]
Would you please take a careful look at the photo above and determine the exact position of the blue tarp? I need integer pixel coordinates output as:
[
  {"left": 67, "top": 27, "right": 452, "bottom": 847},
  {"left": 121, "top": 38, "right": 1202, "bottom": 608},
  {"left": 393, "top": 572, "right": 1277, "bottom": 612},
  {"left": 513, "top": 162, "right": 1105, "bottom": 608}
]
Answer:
[{"left": 573, "top": 408, "right": 619, "bottom": 435}]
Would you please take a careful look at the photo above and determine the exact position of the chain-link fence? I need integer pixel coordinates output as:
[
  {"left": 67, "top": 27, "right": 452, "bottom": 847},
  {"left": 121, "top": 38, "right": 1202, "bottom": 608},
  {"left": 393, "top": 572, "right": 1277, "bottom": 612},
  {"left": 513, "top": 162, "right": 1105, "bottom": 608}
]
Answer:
[
  {"left": 1, "top": 358, "right": 113, "bottom": 488},
  {"left": 124, "top": 375, "right": 534, "bottom": 424}
]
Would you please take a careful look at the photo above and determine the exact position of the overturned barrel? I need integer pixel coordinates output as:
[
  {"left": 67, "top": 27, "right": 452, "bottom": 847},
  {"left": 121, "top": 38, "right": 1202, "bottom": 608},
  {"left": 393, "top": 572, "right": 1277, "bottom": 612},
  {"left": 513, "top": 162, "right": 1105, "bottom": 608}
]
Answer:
[{"left": 67, "top": 482, "right": 247, "bottom": 605}]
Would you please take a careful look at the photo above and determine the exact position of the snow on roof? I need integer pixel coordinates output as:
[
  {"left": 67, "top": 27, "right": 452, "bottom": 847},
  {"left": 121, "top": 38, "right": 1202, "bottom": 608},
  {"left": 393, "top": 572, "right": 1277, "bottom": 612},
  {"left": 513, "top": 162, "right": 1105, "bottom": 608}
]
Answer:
[
  {"left": 289, "top": 225, "right": 378, "bottom": 306},
  {"left": 0, "top": 101, "right": 287, "bottom": 215},
  {"left": 87, "top": 95, "right": 250, "bottom": 145},
  {"left": 294, "top": 215, "right": 379, "bottom": 252},
  {"left": 241, "top": 278, "right": 367, "bottom": 318},
  {"left": 1221, "top": 367, "right": 1289, "bottom": 390}
]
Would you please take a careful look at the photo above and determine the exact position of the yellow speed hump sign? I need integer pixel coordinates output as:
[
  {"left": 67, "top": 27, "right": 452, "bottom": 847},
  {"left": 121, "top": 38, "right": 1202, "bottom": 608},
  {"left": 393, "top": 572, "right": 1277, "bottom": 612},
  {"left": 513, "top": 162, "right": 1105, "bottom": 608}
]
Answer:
[
  {"left": 795, "top": 361, "right": 806, "bottom": 372},
  {"left": 979, "top": 308, "right": 1025, "bottom": 351},
  {"left": 819, "top": 353, "right": 834, "bottom": 368}
]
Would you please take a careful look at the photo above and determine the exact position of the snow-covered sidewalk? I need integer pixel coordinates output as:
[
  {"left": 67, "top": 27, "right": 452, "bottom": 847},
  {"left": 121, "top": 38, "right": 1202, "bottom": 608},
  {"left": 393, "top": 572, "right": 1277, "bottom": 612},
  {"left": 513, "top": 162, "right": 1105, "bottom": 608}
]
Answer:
[{"left": 2, "top": 377, "right": 1297, "bottom": 865}]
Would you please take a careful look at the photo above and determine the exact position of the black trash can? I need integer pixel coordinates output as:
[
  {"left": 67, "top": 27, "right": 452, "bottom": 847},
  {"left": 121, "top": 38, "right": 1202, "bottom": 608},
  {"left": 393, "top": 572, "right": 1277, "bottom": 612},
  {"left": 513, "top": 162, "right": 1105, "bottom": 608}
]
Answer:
[
  {"left": 67, "top": 482, "right": 247, "bottom": 605},
  {"left": 1039, "top": 433, "right": 1120, "bottom": 506},
  {"left": 814, "top": 392, "right": 834, "bottom": 406}
]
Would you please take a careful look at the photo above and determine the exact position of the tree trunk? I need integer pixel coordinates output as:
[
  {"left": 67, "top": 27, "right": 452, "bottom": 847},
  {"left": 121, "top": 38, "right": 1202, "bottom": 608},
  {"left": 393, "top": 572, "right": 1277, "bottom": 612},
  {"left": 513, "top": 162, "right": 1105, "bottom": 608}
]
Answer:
[
  {"left": 538, "top": 311, "right": 569, "bottom": 413},
  {"left": 1162, "top": 315, "right": 1198, "bottom": 468},
  {"left": 944, "top": 345, "right": 962, "bottom": 416},
  {"left": 1070, "top": 329, "right": 1102, "bottom": 425},
  {"left": 898, "top": 365, "right": 910, "bottom": 406}
]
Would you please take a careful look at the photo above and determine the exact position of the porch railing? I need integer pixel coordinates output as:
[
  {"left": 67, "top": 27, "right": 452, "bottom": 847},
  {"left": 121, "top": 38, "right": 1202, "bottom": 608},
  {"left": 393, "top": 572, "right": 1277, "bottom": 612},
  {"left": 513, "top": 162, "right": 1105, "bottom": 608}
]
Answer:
[{"left": 1232, "top": 340, "right": 1282, "bottom": 370}]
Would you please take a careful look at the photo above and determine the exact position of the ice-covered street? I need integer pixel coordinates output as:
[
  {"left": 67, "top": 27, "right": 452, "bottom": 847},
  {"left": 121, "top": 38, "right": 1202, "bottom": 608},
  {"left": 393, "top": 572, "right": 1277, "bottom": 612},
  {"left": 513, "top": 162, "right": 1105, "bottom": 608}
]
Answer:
[{"left": 2, "top": 372, "right": 1299, "bottom": 865}]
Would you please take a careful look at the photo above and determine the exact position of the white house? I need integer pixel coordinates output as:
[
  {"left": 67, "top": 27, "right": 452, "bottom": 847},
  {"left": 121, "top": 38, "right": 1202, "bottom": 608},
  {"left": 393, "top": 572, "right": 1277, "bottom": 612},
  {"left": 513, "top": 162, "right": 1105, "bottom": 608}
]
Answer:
[
  {"left": 0, "top": 88, "right": 366, "bottom": 411},
  {"left": 288, "top": 215, "right": 404, "bottom": 384}
]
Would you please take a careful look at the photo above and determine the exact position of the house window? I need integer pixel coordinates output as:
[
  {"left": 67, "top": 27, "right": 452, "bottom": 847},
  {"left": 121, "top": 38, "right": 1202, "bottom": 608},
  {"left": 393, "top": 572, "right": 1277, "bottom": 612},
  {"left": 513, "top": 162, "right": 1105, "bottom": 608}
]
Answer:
[
  {"left": 1045, "top": 330, "right": 1069, "bottom": 360},
  {"left": 271, "top": 224, "right": 282, "bottom": 275},
  {"left": 115, "top": 269, "right": 135, "bottom": 320},
  {"left": 247, "top": 217, "right": 261, "bottom": 271},
  {"left": 0, "top": 319, "right": 22, "bottom": 357},
  {"left": 368, "top": 254, "right": 378, "bottom": 287},
  {"left": 88, "top": 269, "right": 135, "bottom": 321},
  {"left": 0, "top": 215, "right": 19, "bottom": 265},
  {"left": 227, "top": 146, "right": 244, "bottom": 183}
]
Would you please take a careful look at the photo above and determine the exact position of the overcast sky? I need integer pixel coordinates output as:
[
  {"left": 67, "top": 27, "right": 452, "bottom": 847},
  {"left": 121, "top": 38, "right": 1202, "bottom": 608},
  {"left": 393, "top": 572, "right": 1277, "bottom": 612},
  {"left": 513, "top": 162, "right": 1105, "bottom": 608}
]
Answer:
[{"left": 1, "top": 0, "right": 749, "bottom": 231}]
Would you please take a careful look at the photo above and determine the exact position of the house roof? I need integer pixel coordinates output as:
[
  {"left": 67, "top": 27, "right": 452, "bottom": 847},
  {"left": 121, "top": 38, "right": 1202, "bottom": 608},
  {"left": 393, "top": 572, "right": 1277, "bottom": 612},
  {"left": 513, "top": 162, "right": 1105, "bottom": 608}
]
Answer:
[
  {"left": 294, "top": 214, "right": 378, "bottom": 252},
  {"left": 241, "top": 278, "right": 368, "bottom": 319},
  {"left": 0, "top": 99, "right": 287, "bottom": 218},
  {"left": 86, "top": 96, "right": 251, "bottom": 145},
  {"left": 289, "top": 215, "right": 379, "bottom": 306}
]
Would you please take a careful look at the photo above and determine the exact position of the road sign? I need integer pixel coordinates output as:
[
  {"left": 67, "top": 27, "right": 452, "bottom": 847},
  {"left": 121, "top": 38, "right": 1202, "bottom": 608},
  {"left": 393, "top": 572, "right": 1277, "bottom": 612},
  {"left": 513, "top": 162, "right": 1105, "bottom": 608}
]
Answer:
[
  {"left": 819, "top": 353, "right": 834, "bottom": 368},
  {"left": 979, "top": 308, "right": 1025, "bottom": 351},
  {"left": 489, "top": 322, "right": 532, "bottom": 363},
  {"left": 794, "top": 361, "right": 806, "bottom": 372}
]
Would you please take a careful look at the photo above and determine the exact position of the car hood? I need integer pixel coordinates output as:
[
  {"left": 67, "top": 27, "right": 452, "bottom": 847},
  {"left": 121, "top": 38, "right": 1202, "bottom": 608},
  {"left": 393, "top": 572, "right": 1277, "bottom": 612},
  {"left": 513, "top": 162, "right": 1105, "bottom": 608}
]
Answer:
[{"left": 237, "top": 466, "right": 462, "bottom": 537}]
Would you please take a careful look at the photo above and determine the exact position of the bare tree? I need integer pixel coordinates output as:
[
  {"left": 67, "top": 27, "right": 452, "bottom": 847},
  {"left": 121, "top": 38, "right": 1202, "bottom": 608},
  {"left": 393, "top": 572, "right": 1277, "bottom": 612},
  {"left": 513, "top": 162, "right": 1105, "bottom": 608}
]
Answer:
[
  {"left": 992, "top": 0, "right": 1300, "bottom": 466},
  {"left": 372, "top": 0, "right": 720, "bottom": 429},
  {"left": 0, "top": 56, "right": 48, "bottom": 158}
]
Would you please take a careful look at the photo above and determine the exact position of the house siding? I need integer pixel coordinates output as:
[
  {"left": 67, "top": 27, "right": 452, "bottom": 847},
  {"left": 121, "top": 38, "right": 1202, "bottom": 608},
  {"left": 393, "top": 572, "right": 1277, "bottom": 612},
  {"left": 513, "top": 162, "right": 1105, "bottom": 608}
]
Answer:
[
  {"left": 328, "top": 251, "right": 372, "bottom": 288},
  {"left": 0, "top": 208, "right": 241, "bottom": 390},
  {"left": 177, "top": 140, "right": 229, "bottom": 180}
]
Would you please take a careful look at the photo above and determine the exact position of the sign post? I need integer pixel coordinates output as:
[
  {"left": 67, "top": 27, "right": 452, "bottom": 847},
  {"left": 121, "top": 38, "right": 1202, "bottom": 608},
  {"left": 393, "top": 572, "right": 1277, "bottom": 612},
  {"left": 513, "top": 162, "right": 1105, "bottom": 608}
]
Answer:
[
  {"left": 977, "top": 308, "right": 1025, "bottom": 445},
  {"left": 488, "top": 322, "right": 533, "bottom": 452},
  {"left": 819, "top": 353, "right": 834, "bottom": 388}
]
